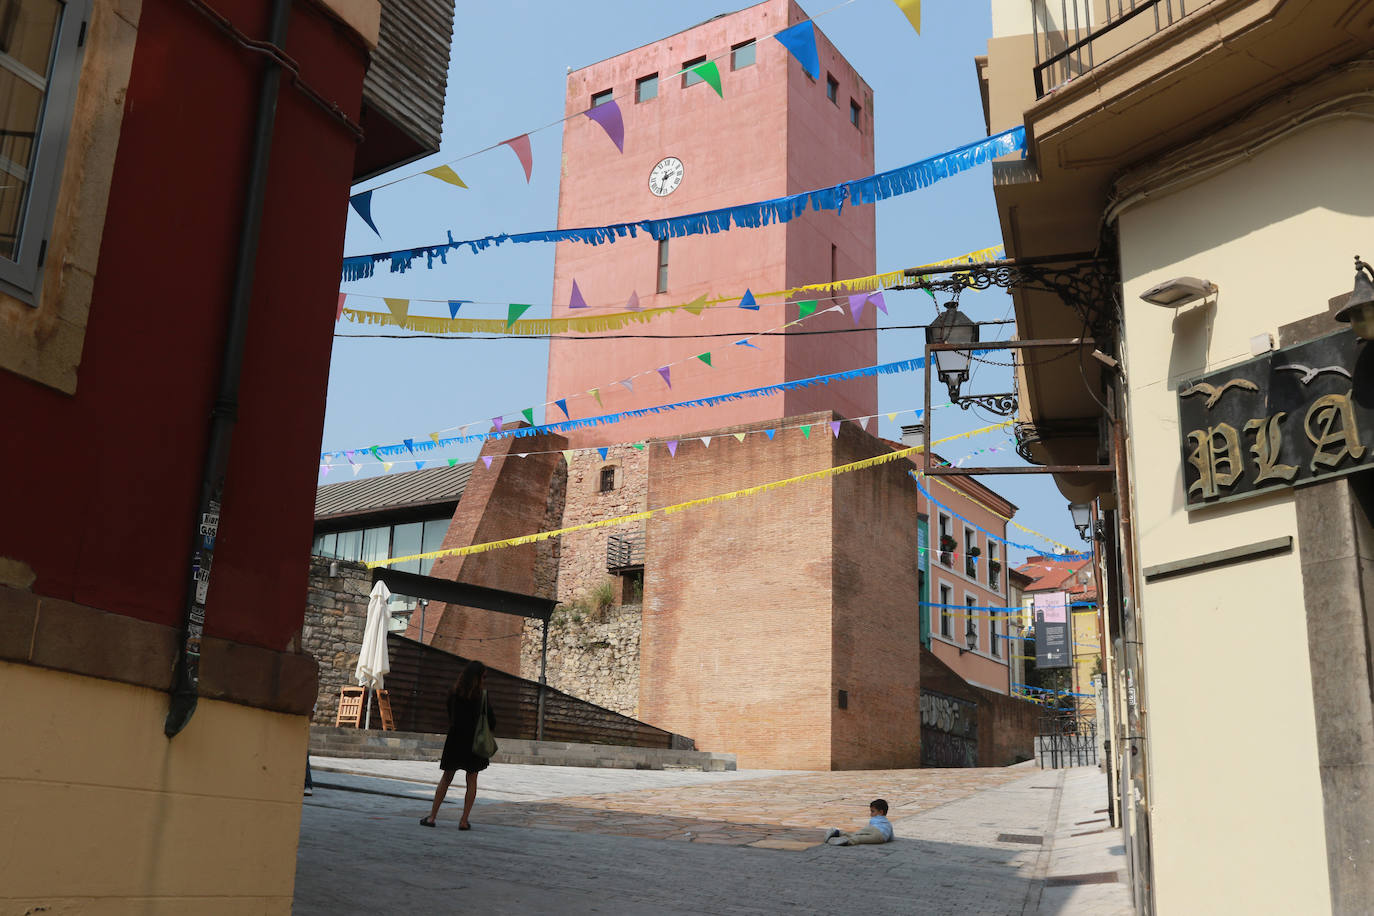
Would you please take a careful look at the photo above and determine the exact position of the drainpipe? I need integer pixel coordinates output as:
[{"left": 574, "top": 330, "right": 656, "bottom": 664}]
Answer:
[{"left": 166, "top": 0, "right": 293, "bottom": 738}]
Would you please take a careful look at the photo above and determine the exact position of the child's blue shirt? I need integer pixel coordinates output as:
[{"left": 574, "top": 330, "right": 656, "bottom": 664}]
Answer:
[{"left": 869, "top": 815, "right": 894, "bottom": 841}]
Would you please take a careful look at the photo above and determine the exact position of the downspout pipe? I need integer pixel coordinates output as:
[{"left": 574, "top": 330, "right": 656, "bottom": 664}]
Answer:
[{"left": 166, "top": 0, "right": 293, "bottom": 737}]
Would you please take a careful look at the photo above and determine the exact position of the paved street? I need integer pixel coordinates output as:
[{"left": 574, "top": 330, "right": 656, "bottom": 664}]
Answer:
[{"left": 293, "top": 758, "right": 1132, "bottom": 914}]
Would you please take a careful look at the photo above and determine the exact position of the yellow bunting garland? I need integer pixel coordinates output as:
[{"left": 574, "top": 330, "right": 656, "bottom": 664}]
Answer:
[
  {"left": 367, "top": 421, "right": 1012, "bottom": 568},
  {"left": 922, "top": 472, "right": 1080, "bottom": 554}
]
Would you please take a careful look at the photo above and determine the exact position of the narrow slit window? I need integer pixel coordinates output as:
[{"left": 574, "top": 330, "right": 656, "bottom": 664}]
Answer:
[
  {"left": 826, "top": 74, "right": 838, "bottom": 104},
  {"left": 591, "top": 88, "right": 613, "bottom": 108},
  {"left": 682, "top": 56, "right": 707, "bottom": 88},
  {"left": 730, "top": 39, "right": 755, "bottom": 70},
  {"left": 849, "top": 99, "right": 862, "bottom": 127},
  {"left": 635, "top": 73, "right": 658, "bottom": 102},
  {"left": 656, "top": 238, "right": 669, "bottom": 293}
]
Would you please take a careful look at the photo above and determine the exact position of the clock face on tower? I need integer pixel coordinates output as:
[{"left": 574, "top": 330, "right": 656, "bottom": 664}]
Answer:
[{"left": 648, "top": 157, "right": 684, "bottom": 197}]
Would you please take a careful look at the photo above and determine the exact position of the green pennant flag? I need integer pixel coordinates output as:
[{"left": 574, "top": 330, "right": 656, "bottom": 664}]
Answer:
[
  {"left": 691, "top": 60, "right": 723, "bottom": 97},
  {"left": 522, "top": 407, "right": 534, "bottom": 425},
  {"left": 798, "top": 300, "right": 818, "bottom": 319},
  {"left": 507, "top": 303, "right": 533, "bottom": 326},
  {"left": 801, "top": 424, "right": 812, "bottom": 438},
  {"left": 447, "top": 458, "right": 459, "bottom": 467},
  {"left": 632, "top": 442, "right": 646, "bottom": 451},
  {"left": 696, "top": 352, "right": 712, "bottom": 367}
]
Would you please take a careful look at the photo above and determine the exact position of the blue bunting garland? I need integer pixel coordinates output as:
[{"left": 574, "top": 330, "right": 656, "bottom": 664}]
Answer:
[
  {"left": 340, "top": 128, "right": 1026, "bottom": 281},
  {"left": 910, "top": 471, "right": 1092, "bottom": 561}
]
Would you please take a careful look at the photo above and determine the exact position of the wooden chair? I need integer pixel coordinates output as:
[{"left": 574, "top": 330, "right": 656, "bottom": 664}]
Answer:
[
  {"left": 335, "top": 686, "right": 365, "bottom": 727},
  {"left": 375, "top": 689, "right": 396, "bottom": 731}
]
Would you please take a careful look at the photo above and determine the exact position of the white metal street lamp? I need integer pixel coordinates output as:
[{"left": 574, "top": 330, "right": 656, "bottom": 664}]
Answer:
[
  {"left": 926, "top": 300, "right": 977, "bottom": 401},
  {"left": 1068, "top": 502, "right": 1093, "bottom": 541}
]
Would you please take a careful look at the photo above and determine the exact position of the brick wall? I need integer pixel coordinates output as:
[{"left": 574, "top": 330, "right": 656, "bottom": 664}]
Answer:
[
  {"left": 302, "top": 556, "right": 372, "bottom": 725},
  {"left": 920, "top": 648, "right": 1038, "bottom": 766}
]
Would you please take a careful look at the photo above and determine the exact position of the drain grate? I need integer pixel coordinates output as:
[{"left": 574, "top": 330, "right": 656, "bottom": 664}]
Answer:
[
  {"left": 997, "top": 833, "right": 1044, "bottom": 845},
  {"left": 1046, "top": 872, "right": 1120, "bottom": 887}
]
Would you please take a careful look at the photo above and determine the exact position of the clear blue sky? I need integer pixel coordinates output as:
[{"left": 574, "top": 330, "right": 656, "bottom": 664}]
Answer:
[{"left": 325, "top": 0, "right": 1085, "bottom": 562}]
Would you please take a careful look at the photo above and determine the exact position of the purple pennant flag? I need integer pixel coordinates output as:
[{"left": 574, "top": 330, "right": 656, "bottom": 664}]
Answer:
[
  {"left": 320, "top": 463, "right": 331, "bottom": 477},
  {"left": 583, "top": 99, "right": 625, "bottom": 152},
  {"left": 554, "top": 398, "right": 569, "bottom": 419},
  {"left": 620, "top": 378, "right": 635, "bottom": 393},
  {"left": 657, "top": 366, "right": 672, "bottom": 388},
  {"left": 739, "top": 289, "right": 758, "bottom": 310},
  {"left": 666, "top": 440, "right": 678, "bottom": 457},
  {"left": 868, "top": 291, "right": 889, "bottom": 315},
  {"left": 830, "top": 420, "right": 842, "bottom": 437},
  {"left": 491, "top": 417, "right": 504, "bottom": 432},
  {"left": 626, "top": 290, "right": 640, "bottom": 311},
  {"left": 569, "top": 279, "right": 589, "bottom": 309},
  {"left": 345, "top": 450, "right": 356, "bottom": 465},
  {"left": 848, "top": 293, "right": 869, "bottom": 325},
  {"left": 482, "top": 456, "right": 493, "bottom": 469}
]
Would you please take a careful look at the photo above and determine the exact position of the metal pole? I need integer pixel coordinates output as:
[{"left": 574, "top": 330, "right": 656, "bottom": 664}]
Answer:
[
  {"left": 923, "top": 343, "right": 932, "bottom": 479},
  {"left": 536, "top": 617, "right": 550, "bottom": 742},
  {"left": 363, "top": 686, "right": 371, "bottom": 730}
]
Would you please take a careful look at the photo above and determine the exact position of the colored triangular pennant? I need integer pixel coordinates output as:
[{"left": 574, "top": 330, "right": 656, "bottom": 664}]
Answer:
[
  {"left": 382, "top": 461, "right": 393, "bottom": 472},
  {"left": 569, "top": 279, "right": 588, "bottom": 309},
  {"left": 893, "top": 0, "right": 921, "bottom": 34},
  {"left": 384, "top": 298, "right": 409, "bottom": 324},
  {"left": 597, "top": 447, "right": 609, "bottom": 460},
  {"left": 666, "top": 440, "right": 678, "bottom": 457},
  {"left": 447, "top": 458, "right": 459, "bottom": 467},
  {"left": 448, "top": 299, "right": 469, "bottom": 318},
  {"left": 773, "top": 21, "right": 820, "bottom": 79},
  {"left": 682, "top": 294, "right": 708, "bottom": 315},
  {"left": 887, "top": 412, "right": 898, "bottom": 423},
  {"left": 502, "top": 134, "right": 533, "bottom": 182},
  {"left": 491, "top": 417, "right": 504, "bottom": 432},
  {"left": 736, "top": 338, "right": 759, "bottom": 348},
  {"left": 562, "top": 450, "right": 574, "bottom": 464},
  {"left": 352, "top": 464, "right": 363, "bottom": 476},
  {"left": 869, "top": 291, "right": 889, "bottom": 315},
  {"left": 336, "top": 292, "right": 346, "bottom": 321},
  {"left": 765, "top": 429, "right": 776, "bottom": 440},
  {"left": 415, "top": 461, "right": 426, "bottom": 471},
  {"left": 739, "top": 289, "right": 758, "bottom": 310},
  {"left": 517, "top": 453, "right": 528, "bottom": 459},
  {"left": 657, "top": 366, "right": 671, "bottom": 388},
  {"left": 733, "top": 432, "right": 746, "bottom": 443},
  {"left": 696, "top": 352, "right": 712, "bottom": 366},
  {"left": 425, "top": 165, "right": 468, "bottom": 188},
  {"left": 830, "top": 420, "right": 842, "bottom": 437},
  {"left": 349, "top": 190, "right": 380, "bottom": 236},
  {"left": 369, "top": 446, "right": 381, "bottom": 461},
  {"left": 800, "top": 425, "right": 812, "bottom": 438},
  {"left": 428, "top": 432, "right": 440, "bottom": 445},
  {"left": 632, "top": 442, "right": 645, "bottom": 450},
  {"left": 507, "top": 303, "right": 533, "bottom": 326},
  {"left": 626, "top": 290, "right": 640, "bottom": 311},
  {"left": 590, "top": 388, "right": 602, "bottom": 406},
  {"left": 848, "top": 293, "right": 868, "bottom": 325},
  {"left": 344, "top": 450, "right": 356, "bottom": 464},
  {"left": 584, "top": 98, "right": 625, "bottom": 152},
  {"left": 701, "top": 436, "right": 712, "bottom": 448},
  {"left": 319, "top": 463, "right": 330, "bottom": 477},
  {"left": 521, "top": 407, "right": 534, "bottom": 425},
  {"left": 403, "top": 438, "right": 415, "bottom": 454},
  {"left": 690, "top": 60, "right": 722, "bottom": 97},
  {"left": 798, "top": 300, "right": 818, "bottom": 319},
  {"left": 482, "top": 456, "right": 493, "bottom": 469},
  {"left": 620, "top": 378, "right": 635, "bottom": 392},
  {"left": 555, "top": 398, "right": 569, "bottom": 419}
]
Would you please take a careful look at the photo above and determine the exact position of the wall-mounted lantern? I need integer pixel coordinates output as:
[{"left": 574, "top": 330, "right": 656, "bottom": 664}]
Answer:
[{"left": 1333, "top": 256, "right": 1374, "bottom": 341}]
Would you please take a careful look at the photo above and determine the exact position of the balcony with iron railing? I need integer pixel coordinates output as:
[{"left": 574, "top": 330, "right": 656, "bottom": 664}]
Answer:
[
  {"left": 606, "top": 533, "right": 645, "bottom": 572},
  {"left": 1032, "top": 0, "right": 1217, "bottom": 97}
]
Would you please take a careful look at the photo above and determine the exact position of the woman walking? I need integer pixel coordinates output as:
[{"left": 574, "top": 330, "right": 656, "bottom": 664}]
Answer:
[{"left": 420, "top": 660, "right": 496, "bottom": 829}]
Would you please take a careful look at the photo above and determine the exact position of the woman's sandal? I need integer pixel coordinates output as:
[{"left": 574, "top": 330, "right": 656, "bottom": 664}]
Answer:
[
  {"left": 419, "top": 817, "right": 436, "bottom": 828},
  {"left": 458, "top": 823, "right": 471, "bottom": 831}
]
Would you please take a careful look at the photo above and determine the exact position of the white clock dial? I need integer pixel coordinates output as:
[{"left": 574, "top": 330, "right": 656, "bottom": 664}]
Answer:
[{"left": 648, "top": 157, "right": 684, "bottom": 197}]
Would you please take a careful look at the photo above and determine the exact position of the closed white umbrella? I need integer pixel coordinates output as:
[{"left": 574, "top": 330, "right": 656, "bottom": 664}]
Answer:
[{"left": 356, "top": 580, "right": 392, "bottom": 729}]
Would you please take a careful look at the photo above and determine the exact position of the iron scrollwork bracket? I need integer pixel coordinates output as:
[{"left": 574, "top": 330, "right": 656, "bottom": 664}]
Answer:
[{"left": 957, "top": 392, "right": 1019, "bottom": 416}]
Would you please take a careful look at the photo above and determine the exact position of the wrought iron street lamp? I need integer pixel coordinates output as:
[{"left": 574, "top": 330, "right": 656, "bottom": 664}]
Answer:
[
  {"left": 1334, "top": 256, "right": 1374, "bottom": 341},
  {"left": 1068, "top": 502, "right": 1093, "bottom": 541},
  {"left": 960, "top": 619, "right": 978, "bottom": 655},
  {"left": 926, "top": 300, "right": 977, "bottom": 402}
]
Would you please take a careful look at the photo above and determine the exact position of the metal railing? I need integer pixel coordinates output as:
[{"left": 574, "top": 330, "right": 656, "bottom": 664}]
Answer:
[
  {"left": 606, "top": 533, "right": 645, "bottom": 571},
  {"left": 1032, "top": 0, "right": 1209, "bottom": 97},
  {"left": 1036, "top": 712, "right": 1099, "bottom": 768}
]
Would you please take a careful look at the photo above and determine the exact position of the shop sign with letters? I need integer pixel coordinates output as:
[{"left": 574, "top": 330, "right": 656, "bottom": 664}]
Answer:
[{"left": 1178, "top": 330, "right": 1373, "bottom": 509}]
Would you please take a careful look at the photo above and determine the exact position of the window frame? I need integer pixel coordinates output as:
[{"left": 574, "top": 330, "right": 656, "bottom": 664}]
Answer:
[
  {"left": 0, "top": 0, "right": 91, "bottom": 304},
  {"left": 590, "top": 88, "right": 613, "bottom": 108},
  {"left": 656, "top": 237, "right": 669, "bottom": 293},
  {"left": 599, "top": 466, "right": 617, "bottom": 493},
  {"left": 730, "top": 39, "right": 755, "bottom": 71},
  {"left": 965, "top": 593, "right": 980, "bottom": 653},
  {"left": 849, "top": 98, "right": 862, "bottom": 127},
  {"left": 826, "top": 73, "right": 838, "bottom": 104},
  {"left": 635, "top": 73, "right": 658, "bottom": 103},
  {"left": 939, "top": 583, "right": 952, "bottom": 638},
  {"left": 682, "top": 55, "right": 707, "bottom": 88}
]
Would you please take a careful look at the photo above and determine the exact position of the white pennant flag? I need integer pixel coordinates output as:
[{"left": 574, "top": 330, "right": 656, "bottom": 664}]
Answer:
[
  {"left": 352, "top": 464, "right": 363, "bottom": 476},
  {"left": 562, "top": 450, "right": 575, "bottom": 465},
  {"left": 701, "top": 436, "right": 712, "bottom": 448},
  {"left": 620, "top": 378, "right": 635, "bottom": 392}
]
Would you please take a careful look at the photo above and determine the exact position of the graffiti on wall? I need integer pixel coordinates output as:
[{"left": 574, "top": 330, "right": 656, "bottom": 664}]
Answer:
[{"left": 920, "top": 690, "right": 978, "bottom": 767}]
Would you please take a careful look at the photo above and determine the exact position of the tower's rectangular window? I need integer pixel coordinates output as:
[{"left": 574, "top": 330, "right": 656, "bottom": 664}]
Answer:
[
  {"left": 850, "top": 99, "right": 862, "bottom": 127},
  {"left": 682, "top": 55, "right": 707, "bottom": 87},
  {"left": 730, "top": 39, "right": 755, "bottom": 70},
  {"left": 939, "top": 584, "right": 952, "bottom": 637},
  {"left": 966, "top": 595, "right": 980, "bottom": 651},
  {"left": 599, "top": 467, "right": 616, "bottom": 492},
  {"left": 590, "top": 88, "right": 613, "bottom": 108},
  {"left": 830, "top": 244, "right": 837, "bottom": 283},
  {"left": 990, "top": 608, "right": 1001, "bottom": 657},
  {"left": 635, "top": 73, "right": 658, "bottom": 102},
  {"left": 656, "top": 238, "right": 669, "bottom": 293},
  {"left": 0, "top": 0, "right": 90, "bottom": 302},
  {"left": 826, "top": 74, "right": 838, "bottom": 103}
]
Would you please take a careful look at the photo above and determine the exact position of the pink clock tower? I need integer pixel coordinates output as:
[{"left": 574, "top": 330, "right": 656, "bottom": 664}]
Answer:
[{"left": 546, "top": 0, "right": 877, "bottom": 446}]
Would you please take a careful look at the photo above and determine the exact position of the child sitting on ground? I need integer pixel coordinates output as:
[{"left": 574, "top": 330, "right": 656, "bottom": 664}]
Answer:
[{"left": 825, "top": 798, "right": 894, "bottom": 846}]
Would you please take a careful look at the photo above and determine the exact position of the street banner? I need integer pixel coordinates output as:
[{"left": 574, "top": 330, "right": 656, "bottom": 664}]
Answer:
[{"left": 1034, "top": 590, "right": 1070, "bottom": 669}]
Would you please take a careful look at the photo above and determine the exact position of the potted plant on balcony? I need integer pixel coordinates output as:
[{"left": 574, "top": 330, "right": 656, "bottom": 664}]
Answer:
[
  {"left": 939, "top": 534, "right": 957, "bottom": 567},
  {"left": 988, "top": 557, "right": 1002, "bottom": 587},
  {"left": 966, "top": 545, "right": 981, "bottom": 577}
]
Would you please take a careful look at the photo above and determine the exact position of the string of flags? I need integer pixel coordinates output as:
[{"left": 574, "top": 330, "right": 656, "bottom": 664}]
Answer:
[
  {"left": 916, "top": 471, "right": 1086, "bottom": 556},
  {"left": 364, "top": 421, "right": 1014, "bottom": 568},
  {"left": 335, "top": 244, "right": 1005, "bottom": 334},
  {"left": 910, "top": 471, "right": 1090, "bottom": 561},
  {"left": 346, "top": 0, "right": 923, "bottom": 237},
  {"left": 340, "top": 128, "right": 1025, "bottom": 280}
]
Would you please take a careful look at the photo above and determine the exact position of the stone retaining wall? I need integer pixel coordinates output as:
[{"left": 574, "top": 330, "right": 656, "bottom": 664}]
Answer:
[
  {"left": 521, "top": 603, "right": 641, "bottom": 717},
  {"left": 302, "top": 556, "right": 372, "bottom": 725}
]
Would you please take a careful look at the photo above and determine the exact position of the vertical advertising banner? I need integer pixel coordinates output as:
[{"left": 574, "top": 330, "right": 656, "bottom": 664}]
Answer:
[{"left": 1034, "top": 590, "right": 1070, "bottom": 669}]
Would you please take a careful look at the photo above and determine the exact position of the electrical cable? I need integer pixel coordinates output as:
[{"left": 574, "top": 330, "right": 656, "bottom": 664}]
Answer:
[{"left": 334, "top": 319, "right": 1018, "bottom": 341}]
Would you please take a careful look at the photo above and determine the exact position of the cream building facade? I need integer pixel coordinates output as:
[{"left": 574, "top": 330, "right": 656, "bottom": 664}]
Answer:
[{"left": 979, "top": 2, "right": 1374, "bottom": 913}]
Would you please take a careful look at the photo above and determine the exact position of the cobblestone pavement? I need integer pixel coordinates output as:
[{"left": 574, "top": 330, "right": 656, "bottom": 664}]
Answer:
[{"left": 295, "top": 760, "right": 1133, "bottom": 914}]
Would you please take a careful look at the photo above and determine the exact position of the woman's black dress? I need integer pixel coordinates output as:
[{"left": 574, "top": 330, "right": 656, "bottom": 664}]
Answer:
[{"left": 440, "top": 690, "right": 495, "bottom": 772}]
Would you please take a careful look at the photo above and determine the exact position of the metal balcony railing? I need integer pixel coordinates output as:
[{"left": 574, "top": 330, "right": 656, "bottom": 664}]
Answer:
[
  {"left": 606, "top": 534, "right": 645, "bottom": 572},
  {"left": 1032, "top": 0, "right": 1213, "bottom": 97}
]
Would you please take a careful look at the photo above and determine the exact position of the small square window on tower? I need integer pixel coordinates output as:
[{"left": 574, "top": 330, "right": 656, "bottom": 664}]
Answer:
[
  {"left": 850, "top": 99, "right": 862, "bottom": 127},
  {"left": 731, "top": 39, "right": 755, "bottom": 70},
  {"left": 599, "top": 467, "right": 616, "bottom": 492},
  {"left": 591, "top": 88, "right": 613, "bottom": 108},
  {"left": 826, "top": 74, "right": 838, "bottom": 104},
  {"left": 636, "top": 73, "right": 658, "bottom": 102},
  {"left": 682, "top": 56, "right": 707, "bottom": 88}
]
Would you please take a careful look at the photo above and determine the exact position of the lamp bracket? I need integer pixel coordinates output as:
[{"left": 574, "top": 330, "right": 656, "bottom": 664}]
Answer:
[{"left": 956, "top": 392, "right": 1019, "bottom": 416}]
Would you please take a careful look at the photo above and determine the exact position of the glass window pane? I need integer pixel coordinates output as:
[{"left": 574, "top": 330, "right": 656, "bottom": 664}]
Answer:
[
  {"left": 1, "top": 0, "right": 62, "bottom": 78},
  {"left": 731, "top": 40, "right": 755, "bottom": 70},
  {"left": 590, "top": 88, "right": 612, "bottom": 108},
  {"left": 419, "top": 518, "right": 450, "bottom": 575},
  {"left": 318, "top": 532, "right": 337, "bottom": 558},
  {"left": 682, "top": 57, "right": 705, "bottom": 87},
  {"left": 361, "top": 526, "right": 389, "bottom": 564},
  {"left": 392, "top": 522, "right": 423, "bottom": 575},
  {"left": 0, "top": 70, "right": 45, "bottom": 260},
  {"left": 636, "top": 74, "right": 657, "bottom": 102},
  {"left": 336, "top": 529, "right": 363, "bottom": 562},
  {"left": 311, "top": 533, "right": 324, "bottom": 555}
]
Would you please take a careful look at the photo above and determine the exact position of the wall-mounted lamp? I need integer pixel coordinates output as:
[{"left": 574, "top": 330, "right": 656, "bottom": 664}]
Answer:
[
  {"left": 925, "top": 300, "right": 977, "bottom": 401},
  {"left": 1333, "top": 256, "right": 1374, "bottom": 341},
  {"left": 959, "top": 620, "right": 978, "bottom": 655},
  {"left": 1068, "top": 502, "right": 1093, "bottom": 541},
  {"left": 1139, "top": 276, "right": 1217, "bottom": 308}
]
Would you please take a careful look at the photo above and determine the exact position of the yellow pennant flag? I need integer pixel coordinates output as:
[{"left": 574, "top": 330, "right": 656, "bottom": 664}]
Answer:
[
  {"left": 562, "top": 450, "right": 575, "bottom": 465},
  {"left": 425, "top": 165, "right": 468, "bottom": 188},
  {"left": 681, "top": 294, "right": 708, "bottom": 316},
  {"left": 893, "top": 0, "right": 920, "bottom": 33},
  {"left": 383, "top": 298, "right": 409, "bottom": 323},
  {"left": 428, "top": 432, "right": 440, "bottom": 445},
  {"left": 733, "top": 432, "right": 746, "bottom": 443}
]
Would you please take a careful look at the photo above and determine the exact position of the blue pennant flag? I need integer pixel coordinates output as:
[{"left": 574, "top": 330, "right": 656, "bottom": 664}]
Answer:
[
  {"left": 735, "top": 338, "right": 759, "bottom": 348},
  {"left": 765, "top": 429, "right": 776, "bottom": 440},
  {"left": 773, "top": 21, "right": 820, "bottom": 80},
  {"left": 403, "top": 438, "right": 415, "bottom": 454},
  {"left": 555, "top": 398, "right": 569, "bottom": 419},
  {"left": 349, "top": 190, "right": 381, "bottom": 237},
  {"left": 448, "top": 299, "right": 469, "bottom": 318},
  {"left": 597, "top": 447, "right": 609, "bottom": 460},
  {"left": 739, "top": 289, "right": 758, "bottom": 311}
]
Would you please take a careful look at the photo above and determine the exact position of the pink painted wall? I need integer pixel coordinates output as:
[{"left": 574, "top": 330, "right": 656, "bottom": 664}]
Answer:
[
  {"left": 546, "top": 0, "right": 876, "bottom": 447},
  {"left": 920, "top": 472, "right": 1017, "bottom": 695}
]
